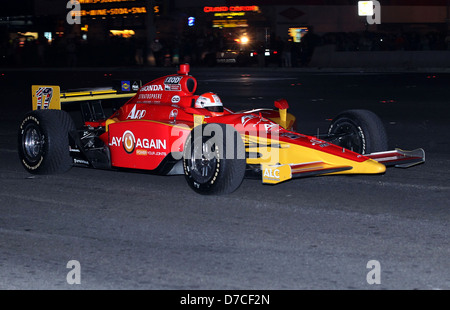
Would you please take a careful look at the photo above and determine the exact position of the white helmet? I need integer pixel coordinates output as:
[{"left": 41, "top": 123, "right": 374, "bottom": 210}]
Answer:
[{"left": 195, "top": 92, "right": 223, "bottom": 113}]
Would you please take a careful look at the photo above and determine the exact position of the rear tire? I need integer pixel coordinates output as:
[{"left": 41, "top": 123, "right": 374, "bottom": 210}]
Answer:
[
  {"left": 183, "top": 123, "right": 246, "bottom": 195},
  {"left": 18, "top": 109, "right": 75, "bottom": 174},
  {"left": 327, "top": 109, "right": 388, "bottom": 154}
]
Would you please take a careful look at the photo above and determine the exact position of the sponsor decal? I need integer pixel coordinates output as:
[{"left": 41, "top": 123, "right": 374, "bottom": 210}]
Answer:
[
  {"left": 140, "top": 84, "right": 163, "bottom": 92},
  {"left": 109, "top": 136, "right": 122, "bottom": 147},
  {"left": 132, "top": 81, "right": 140, "bottom": 91},
  {"left": 138, "top": 93, "right": 162, "bottom": 100},
  {"left": 109, "top": 130, "right": 167, "bottom": 155},
  {"left": 263, "top": 168, "right": 280, "bottom": 180},
  {"left": 241, "top": 115, "right": 278, "bottom": 132},
  {"left": 261, "top": 164, "right": 290, "bottom": 184},
  {"left": 169, "top": 109, "right": 178, "bottom": 119},
  {"left": 122, "top": 130, "right": 135, "bottom": 154},
  {"left": 136, "top": 149, "right": 148, "bottom": 156},
  {"left": 127, "top": 104, "right": 146, "bottom": 119},
  {"left": 35, "top": 87, "right": 53, "bottom": 109},
  {"left": 310, "top": 138, "right": 330, "bottom": 148},
  {"left": 73, "top": 158, "right": 90, "bottom": 165},
  {"left": 20, "top": 115, "right": 39, "bottom": 129},
  {"left": 121, "top": 81, "right": 130, "bottom": 92},
  {"left": 147, "top": 151, "right": 167, "bottom": 156},
  {"left": 164, "top": 76, "right": 182, "bottom": 91},
  {"left": 171, "top": 95, "right": 180, "bottom": 103},
  {"left": 69, "top": 146, "right": 81, "bottom": 153},
  {"left": 164, "top": 76, "right": 182, "bottom": 84},
  {"left": 280, "top": 132, "right": 303, "bottom": 139},
  {"left": 263, "top": 123, "right": 278, "bottom": 133},
  {"left": 135, "top": 138, "right": 166, "bottom": 149},
  {"left": 134, "top": 149, "right": 166, "bottom": 156},
  {"left": 165, "top": 84, "right": 181, "bottom": 91},
  {"left": 241, "top": 114, "right": 258, "bottom": 126}
]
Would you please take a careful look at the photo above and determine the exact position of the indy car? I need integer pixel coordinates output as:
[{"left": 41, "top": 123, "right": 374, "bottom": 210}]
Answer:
[{"left": 18, "top": 64, "right": 425, "bottom": 195}]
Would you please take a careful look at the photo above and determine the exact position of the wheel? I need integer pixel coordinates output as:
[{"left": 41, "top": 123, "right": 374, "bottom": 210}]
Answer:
[
  {"left": 18, "top": 109, "right": 75, "bottom": 174},
  {"left": 327, "top": 109, "right": 388, "bottom": 154},
  {"left": 183, "top": 123, "right": 246, "bottom": 195}
]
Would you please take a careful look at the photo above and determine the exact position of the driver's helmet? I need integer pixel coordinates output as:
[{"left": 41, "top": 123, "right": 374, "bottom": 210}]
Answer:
[{"left": 194, "top": 92, "right": 224, "bottom": 113}]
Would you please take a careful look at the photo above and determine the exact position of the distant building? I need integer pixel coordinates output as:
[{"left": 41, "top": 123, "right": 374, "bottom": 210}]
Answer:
[{"left": 1, "top": 0, "right": 449, "bottom": 66}]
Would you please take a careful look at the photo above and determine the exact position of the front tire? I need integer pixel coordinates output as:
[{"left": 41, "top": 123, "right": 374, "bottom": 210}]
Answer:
[
  {"left": 18, "top": 109, "right": 75, "bottom": 174},
  {"left": 183, "top": 123, "right": 246, "bottom": 195},
  {"left": 327, "top": 109, "right": 388, "bottom": 154}
]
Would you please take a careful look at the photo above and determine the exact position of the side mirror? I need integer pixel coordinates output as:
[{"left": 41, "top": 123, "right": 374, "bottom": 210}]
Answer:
[
  {"left": 274, "top": 99, "right": 289, "bottom": 129},
  {"left": 274, "top": 98, "right": 289, "bottom": 110}
]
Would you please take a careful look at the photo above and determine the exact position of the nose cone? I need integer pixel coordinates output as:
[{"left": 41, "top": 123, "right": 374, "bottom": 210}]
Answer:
[{"left": 356, "top": 158, "right": 387, "bottom": 174}]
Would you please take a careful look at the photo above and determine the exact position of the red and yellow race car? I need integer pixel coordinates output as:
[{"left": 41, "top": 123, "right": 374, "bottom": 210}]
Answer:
[{"left": 18, "top": 64, "right": 425, "bottom": 194}]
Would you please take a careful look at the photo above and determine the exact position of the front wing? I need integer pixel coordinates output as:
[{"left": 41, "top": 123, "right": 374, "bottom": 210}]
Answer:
[
  {"left": 261, "top": 148, "right": 425, "bottom": 184},
  {"left": 365, "top": 148, "right": 425, "bottom": 168}
]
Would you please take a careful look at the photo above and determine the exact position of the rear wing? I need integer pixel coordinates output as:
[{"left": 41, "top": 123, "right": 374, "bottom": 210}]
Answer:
[{"left": 31, "top": 80, "right": 142, "bottom": 110}]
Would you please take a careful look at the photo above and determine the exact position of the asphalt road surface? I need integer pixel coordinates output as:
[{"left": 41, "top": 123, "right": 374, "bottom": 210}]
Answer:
[{"left": 0, "top": 67, "right": 449, "bottom": 291}]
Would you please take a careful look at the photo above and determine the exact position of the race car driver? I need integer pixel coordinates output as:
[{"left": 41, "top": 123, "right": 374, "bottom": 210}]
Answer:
[{"left": 194, "top": 92, "right": 224, "bottom": 116}]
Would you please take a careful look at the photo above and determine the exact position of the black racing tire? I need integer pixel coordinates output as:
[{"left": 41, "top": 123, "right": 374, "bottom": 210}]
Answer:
[
  {"left": 327, "top": 109, "right": 388, "bottom": 154},
  {"left": 183, "top": 123, "right": 246, "bottom": 195},
  {"left": 18, "top": 109, "right": 76, "bottom": 174}
]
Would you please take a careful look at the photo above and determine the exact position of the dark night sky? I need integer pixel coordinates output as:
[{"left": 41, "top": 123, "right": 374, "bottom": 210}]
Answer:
[
  {"left": 1, "top": 1, "right": 34, "bottom": 16},
  {"left": 226, "top": 0, "right": 449, "bottom": 5}
]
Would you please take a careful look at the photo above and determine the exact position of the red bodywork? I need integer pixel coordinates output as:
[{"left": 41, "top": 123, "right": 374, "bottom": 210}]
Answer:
[
  {"left": 82, "top": 64, "right": 422, "bottom": 178},
  {"left": 93, "top": 64, "right": 299, "bottom": 171}
]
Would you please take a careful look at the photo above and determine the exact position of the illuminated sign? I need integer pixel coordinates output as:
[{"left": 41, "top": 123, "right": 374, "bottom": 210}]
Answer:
[
  {"left": 79, "top": 0, "right": 137, "bottom": 3},
  {"left": 188, "top": 17, "right": 195, "bottom": 27},
  {"left": 78, "top": 0, "right": 147, "bottom": 17},
  {"left": 212, "top": 19, "right": 248, "bottom": 28},
  {"left": 288, "top": 27, "right": 308, "bottom": 43},
  {"left": 110, "top": 29, "right": 135, "bottom": 38},
  {"left": 80, "top": 7, "right": 146, "bottom": 16},
  {"left": 204, "top": 6, "right": 259, "bottom": 13},
  {"left": 214, "top": 12, "right": 245, "bottom": 17}
]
